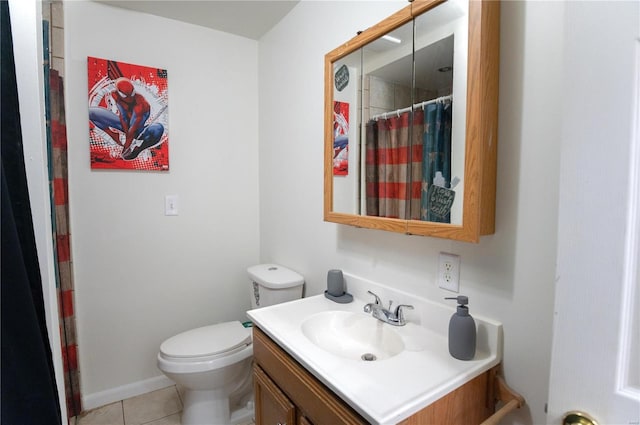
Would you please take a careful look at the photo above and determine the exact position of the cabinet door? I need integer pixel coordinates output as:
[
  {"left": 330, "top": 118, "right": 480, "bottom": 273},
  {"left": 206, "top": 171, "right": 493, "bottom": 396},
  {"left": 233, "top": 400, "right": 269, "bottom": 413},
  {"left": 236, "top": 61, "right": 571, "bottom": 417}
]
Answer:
[
  {"left": 297, "top": 414, "right": 313, "bottom": 425},
  {"left": 253, "top": 327, "right": 367, "bottom": 425},
  {"left": 254, "top": 364, "right": 296, "bottom": 425}
]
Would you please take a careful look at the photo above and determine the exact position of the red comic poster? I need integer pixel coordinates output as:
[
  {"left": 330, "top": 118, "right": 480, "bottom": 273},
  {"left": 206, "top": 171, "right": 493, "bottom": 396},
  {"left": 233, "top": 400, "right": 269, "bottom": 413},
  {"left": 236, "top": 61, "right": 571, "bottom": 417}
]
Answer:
[
  {"left": 333, "top": 101, "right": 349, "bottom": 176},
  {"left": 88, "top": 57, "right": 169, "bottom": 171}
]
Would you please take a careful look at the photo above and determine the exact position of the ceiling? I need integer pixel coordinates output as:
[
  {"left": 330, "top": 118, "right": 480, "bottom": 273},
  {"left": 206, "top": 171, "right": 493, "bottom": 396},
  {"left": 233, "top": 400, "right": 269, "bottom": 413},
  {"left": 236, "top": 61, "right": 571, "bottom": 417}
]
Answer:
[{"left": 94, "top": 0, "right": 300, "bottom": 40}]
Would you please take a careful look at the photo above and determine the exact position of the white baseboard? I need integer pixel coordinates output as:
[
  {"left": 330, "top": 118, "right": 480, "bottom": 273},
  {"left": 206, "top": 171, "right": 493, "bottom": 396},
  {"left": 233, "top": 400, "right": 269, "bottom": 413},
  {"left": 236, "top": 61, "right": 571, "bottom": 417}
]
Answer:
[{"left": 82, "top": 375, "right": 175, "bottom": 411}]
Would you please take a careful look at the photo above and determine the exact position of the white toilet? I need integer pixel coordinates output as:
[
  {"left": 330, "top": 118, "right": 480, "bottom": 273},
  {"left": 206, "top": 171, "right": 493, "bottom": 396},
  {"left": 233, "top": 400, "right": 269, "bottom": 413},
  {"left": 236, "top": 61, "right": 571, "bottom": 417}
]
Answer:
[{"left": 157, "top": 264, "right": 304, "bottom": 425}]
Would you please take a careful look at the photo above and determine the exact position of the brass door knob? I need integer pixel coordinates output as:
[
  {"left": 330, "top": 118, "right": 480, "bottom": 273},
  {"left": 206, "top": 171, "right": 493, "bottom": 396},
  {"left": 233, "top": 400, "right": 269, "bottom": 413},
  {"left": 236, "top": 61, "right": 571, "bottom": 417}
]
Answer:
[{"left": 562, "top": 411, "right": 599, "bottom": 425}]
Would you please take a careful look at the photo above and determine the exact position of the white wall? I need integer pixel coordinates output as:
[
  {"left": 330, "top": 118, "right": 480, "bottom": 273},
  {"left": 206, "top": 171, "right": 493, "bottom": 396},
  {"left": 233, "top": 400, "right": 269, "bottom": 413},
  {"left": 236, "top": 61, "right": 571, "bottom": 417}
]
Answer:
[
  {"left": 258, "top": 2, "right": 563, "bottom": 424},
  {"left": 64, "top": 2, "right": 261, "bottom": 404}
]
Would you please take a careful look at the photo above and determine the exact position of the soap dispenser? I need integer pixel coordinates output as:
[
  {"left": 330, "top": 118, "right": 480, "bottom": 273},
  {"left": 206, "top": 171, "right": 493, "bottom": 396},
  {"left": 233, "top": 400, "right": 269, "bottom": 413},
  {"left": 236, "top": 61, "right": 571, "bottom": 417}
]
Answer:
[{"left": 445, "top": 296, "right": 476, "bottom": 360}]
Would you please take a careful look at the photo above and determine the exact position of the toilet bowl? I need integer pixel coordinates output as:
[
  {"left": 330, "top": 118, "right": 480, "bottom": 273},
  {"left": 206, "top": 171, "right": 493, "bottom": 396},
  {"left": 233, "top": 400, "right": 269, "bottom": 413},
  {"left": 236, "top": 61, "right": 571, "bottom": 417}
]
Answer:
[
  {"left": 157, "top": 321, "right": 253, "bottom": 425},
  {"left": 157, "top": 264, "right": 304, "bottom": 425}
]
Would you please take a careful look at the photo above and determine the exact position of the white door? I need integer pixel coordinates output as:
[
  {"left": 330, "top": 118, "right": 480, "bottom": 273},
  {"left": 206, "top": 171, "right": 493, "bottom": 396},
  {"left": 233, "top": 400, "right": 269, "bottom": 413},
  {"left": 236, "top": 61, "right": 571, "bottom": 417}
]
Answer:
[{"left": 547, "top": 1, "right": 640, "bottom": 425}]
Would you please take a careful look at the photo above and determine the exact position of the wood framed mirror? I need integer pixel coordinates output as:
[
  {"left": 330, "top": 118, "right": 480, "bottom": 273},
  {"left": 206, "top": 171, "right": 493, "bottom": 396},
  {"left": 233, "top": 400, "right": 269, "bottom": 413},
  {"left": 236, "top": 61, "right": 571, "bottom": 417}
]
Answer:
[{"left": 324, "top": 0, "right": 500, "bottom": 243}]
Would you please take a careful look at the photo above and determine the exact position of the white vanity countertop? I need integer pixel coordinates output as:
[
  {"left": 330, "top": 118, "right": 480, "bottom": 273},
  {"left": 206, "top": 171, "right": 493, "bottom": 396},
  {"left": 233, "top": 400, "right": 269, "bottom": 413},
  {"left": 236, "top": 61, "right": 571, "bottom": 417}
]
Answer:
[{"left": 247, "top": 273, "right": 503, "bottom": 425}]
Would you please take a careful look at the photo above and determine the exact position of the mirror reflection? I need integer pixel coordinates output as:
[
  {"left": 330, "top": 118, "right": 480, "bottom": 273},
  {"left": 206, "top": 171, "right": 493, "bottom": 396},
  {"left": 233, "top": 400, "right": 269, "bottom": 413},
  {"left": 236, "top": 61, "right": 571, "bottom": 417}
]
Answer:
[
  {"left": 330, "top": 0, "right": 468, "bottom": 225},
  {"left": 332, "top": 48, "right": 362, "bottom": 216}
]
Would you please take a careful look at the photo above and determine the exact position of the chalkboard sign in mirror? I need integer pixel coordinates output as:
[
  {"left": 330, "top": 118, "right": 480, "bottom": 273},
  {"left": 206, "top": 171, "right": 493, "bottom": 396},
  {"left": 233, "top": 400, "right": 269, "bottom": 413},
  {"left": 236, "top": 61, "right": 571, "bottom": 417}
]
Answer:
[{"left": 324, "top": 0, "right": 500, "bottom": 242}]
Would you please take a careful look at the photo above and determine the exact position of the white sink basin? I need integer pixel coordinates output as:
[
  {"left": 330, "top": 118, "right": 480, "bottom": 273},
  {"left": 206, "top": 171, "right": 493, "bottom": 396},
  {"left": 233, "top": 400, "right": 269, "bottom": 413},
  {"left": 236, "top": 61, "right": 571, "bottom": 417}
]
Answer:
[{"left": 301, "top": 310, "right": 405, "bottom": 360}]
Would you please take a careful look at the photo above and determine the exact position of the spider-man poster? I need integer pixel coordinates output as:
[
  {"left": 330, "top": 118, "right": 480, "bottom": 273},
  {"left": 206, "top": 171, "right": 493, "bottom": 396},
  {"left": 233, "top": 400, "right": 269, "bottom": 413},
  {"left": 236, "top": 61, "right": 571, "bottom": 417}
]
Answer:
[
  {"left": 88, "top": 57, "right": 169, "bottom": 171},
  {"left": 333, "top": 101, "right": 349, "bottom": 176}
]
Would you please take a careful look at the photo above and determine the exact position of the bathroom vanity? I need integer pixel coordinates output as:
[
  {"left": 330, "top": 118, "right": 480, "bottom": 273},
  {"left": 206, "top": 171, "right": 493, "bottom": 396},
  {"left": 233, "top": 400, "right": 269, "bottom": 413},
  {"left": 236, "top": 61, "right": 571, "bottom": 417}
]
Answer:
[
  {"left": 253, "top": 326, "right": 498, "bottom": 425},
  {"left": 247, "top": 273, "right": 522, "bottom": 425}
]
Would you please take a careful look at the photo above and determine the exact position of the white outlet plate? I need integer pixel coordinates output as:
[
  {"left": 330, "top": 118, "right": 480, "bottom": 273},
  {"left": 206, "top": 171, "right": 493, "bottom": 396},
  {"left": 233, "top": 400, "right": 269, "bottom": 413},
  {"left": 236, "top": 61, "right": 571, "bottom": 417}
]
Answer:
[{"left": 438, "top": 252, "right": 460, "bottom": 292}]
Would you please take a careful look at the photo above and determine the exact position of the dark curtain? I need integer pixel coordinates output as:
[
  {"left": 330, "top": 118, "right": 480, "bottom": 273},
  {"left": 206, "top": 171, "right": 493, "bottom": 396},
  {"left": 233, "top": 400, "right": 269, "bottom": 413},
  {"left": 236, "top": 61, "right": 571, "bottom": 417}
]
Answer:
[
  {"left": 1, "top": 2, "right": 63, "bottom": 424},
  {"left": 420, "top": 101, "right": 453, "bottom": 223}
]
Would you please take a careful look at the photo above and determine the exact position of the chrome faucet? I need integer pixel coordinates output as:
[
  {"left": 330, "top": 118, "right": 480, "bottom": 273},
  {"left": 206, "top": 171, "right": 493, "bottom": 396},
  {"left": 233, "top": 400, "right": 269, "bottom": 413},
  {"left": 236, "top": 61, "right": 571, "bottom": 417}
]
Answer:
[{"left": 363, "top": 290, "right": 413, "bottom": 326}]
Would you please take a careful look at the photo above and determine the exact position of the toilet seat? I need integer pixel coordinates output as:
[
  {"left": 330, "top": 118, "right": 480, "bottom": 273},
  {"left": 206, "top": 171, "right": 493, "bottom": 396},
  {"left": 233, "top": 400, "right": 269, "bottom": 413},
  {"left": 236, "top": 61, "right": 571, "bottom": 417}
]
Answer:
[
  {"left": 160, "top": 321, "right": 251, "bottom": 361},
  {"left": 158, "top": 321, "right": 253, "bottom": 374}
]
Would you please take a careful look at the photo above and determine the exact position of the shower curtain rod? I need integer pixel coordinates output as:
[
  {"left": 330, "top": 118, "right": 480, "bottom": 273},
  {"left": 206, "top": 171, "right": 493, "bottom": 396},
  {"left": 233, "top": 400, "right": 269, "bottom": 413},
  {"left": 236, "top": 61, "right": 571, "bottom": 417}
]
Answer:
[{"left": 371, "top": 94, "right": 453, "bottom": 121}]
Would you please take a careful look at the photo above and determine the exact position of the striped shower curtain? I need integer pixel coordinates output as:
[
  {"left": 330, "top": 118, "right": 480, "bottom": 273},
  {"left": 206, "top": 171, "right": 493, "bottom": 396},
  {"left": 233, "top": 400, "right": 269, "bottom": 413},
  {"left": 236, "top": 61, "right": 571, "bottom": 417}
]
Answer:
[
  {"left": 42, "top": 12, "right": 81, "bottom": 416},
  {"left": 365, "top": 111, "right": 424, "bottom": 219},
  {"left": 47, "top": 68, "right": 82, "bottom": 418},
  {"left": 365, "top": 101, "right": 452, "bottom": 222}
]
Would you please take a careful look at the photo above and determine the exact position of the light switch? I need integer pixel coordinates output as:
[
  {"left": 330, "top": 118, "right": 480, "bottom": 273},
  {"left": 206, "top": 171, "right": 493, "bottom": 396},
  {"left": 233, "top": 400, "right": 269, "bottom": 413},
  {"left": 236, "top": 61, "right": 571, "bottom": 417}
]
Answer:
[{"left": 165, "top": 195, "right": 179, "bottom": 216}]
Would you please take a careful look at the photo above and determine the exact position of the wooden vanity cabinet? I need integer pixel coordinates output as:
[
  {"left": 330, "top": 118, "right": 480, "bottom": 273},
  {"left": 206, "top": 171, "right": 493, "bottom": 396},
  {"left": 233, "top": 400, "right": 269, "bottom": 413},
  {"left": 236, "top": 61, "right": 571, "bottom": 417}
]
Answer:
[
  {"left": 253, "top": 326, "right": 366, "bottom": 425},
  {"left": 254, "top": 364, "right": 296, "bottom": 425},
  {"left": 252, "top": 326, "right": 498, "bottom": 425}
]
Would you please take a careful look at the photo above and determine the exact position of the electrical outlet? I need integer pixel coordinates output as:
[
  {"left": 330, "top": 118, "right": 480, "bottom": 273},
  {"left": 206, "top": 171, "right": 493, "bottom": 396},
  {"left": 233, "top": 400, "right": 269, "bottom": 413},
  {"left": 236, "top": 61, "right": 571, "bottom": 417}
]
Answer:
[{"left": 438, "top": 252, "right": 460, "bottom": 292}]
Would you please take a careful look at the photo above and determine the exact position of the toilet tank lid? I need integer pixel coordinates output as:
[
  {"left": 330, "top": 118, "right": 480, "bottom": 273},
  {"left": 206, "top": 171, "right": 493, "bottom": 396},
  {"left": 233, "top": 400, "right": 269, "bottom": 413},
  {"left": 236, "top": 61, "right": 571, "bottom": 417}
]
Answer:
[
  {"left": 160, "top": 321, "right": 251, "bottom": 358},
  {"left": 247, "top": 264, "right": 304, "bottom": 289}
]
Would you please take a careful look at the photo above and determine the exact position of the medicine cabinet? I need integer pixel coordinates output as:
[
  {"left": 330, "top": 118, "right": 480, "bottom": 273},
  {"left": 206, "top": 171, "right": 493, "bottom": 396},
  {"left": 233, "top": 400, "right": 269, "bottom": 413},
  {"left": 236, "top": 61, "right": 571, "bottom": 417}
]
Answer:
[{"left": 324, "top": 0, "right": 500, "bottom": 242}]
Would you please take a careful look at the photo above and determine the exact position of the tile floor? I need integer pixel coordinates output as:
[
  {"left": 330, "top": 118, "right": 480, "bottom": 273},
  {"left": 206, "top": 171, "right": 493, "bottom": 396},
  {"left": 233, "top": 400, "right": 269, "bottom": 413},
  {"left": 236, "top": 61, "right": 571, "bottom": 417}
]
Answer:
[{"left": 72, "top": 385, "right": 255, "bottom": 425}]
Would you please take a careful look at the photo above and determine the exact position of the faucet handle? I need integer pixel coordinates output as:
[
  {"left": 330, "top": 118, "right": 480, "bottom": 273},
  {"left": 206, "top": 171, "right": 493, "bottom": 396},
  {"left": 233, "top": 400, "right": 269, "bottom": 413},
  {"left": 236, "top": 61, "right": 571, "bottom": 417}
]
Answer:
[
  {"left": 367, "top": 290, "right": 382, "bottom": 305},
  {"left": 394, "top": 304, "right": 414, "bottom": 324}
]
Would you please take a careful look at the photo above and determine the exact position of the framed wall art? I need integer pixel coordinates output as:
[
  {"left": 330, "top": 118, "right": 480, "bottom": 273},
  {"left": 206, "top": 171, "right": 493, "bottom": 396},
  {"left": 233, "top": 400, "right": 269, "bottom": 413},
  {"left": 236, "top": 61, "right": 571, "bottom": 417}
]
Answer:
[{"left": 88, "top": 57, "right": 169, "bottom": 171}]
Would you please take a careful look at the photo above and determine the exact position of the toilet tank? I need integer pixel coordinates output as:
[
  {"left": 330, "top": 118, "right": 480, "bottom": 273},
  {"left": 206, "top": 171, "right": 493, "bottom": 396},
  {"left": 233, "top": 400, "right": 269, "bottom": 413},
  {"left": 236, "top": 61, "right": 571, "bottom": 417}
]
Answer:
[{"left": 248, "top": 264, "right": 304, "bottom": 309}]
